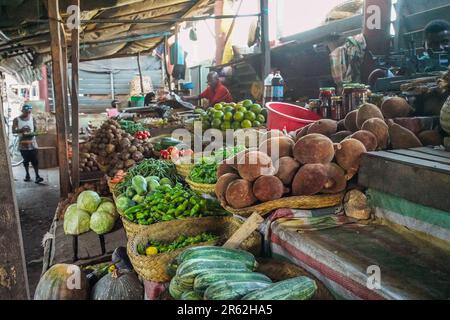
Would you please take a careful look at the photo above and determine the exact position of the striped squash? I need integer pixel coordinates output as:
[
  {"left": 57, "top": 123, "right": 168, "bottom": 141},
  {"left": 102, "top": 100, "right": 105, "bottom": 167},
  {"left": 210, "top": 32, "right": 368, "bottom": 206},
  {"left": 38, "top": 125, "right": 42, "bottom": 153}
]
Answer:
[{"left": 242, "top": 276, "right": 317, "bottom": 300}]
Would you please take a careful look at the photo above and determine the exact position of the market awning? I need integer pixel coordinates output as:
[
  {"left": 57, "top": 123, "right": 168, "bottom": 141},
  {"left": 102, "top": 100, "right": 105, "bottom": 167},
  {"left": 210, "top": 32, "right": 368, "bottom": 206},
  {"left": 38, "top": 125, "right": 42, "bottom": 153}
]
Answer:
[{"left": 0, "top": 0, "right": 214, "bottom": 82}]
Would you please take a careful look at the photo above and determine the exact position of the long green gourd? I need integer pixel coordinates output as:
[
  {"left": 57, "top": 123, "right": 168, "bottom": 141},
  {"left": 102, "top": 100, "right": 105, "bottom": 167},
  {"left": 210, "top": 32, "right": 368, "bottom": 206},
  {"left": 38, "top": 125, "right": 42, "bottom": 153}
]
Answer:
[{"left": 242, "top": 276, "right": 317, "bottom": 300}]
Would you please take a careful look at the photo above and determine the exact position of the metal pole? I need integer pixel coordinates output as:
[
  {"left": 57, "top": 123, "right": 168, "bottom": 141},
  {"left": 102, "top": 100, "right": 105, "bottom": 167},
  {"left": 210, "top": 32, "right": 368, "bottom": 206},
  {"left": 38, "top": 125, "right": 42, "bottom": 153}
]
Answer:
[
  {"left": 137, "top": 52, "right": 144, "bottom": 95},
  {"left": 260, "top": 0, "right": 271, "bottom": 80}
]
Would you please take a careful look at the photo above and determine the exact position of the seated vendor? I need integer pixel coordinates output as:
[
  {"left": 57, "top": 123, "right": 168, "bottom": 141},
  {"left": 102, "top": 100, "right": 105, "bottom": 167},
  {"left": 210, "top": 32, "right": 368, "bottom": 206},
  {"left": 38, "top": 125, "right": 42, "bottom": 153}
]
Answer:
[
  {"left": 106, "top": 100, "right": 120, "bottom": 118},
  {"left": 182, "top": 71, "right": 233, "bottom": 108},
  {"left": 419, "top": 20, "right": 450, "bottom": 72}
]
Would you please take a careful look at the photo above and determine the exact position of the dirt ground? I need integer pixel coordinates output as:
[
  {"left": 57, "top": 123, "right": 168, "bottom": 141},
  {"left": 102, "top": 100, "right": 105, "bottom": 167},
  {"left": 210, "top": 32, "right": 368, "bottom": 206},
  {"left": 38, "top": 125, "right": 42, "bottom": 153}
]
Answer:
[{"left": 13, "top": 166, "right": 60, "bottom": 297}]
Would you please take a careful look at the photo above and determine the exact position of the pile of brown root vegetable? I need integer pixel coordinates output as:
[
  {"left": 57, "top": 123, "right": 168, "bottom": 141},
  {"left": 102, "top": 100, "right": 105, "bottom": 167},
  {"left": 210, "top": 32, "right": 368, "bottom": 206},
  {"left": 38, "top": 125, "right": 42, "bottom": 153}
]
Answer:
[
  {"left": 215, "top": 130, "right": 350, "bottom": 210},
  {"left": 301, "top": 96, "right": 443, "bottom": 150},
  {"left": 81, "top": 119, "right": 154, "bottom": 177}
]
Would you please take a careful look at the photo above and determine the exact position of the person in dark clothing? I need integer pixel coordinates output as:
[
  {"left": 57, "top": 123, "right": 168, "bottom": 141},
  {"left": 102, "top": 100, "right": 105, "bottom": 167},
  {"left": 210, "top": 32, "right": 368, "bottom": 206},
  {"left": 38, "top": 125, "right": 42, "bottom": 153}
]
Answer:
[
  {"left": 424, "top": 20, "right": 450, "bottom": 53},
  {"left": 12, "top": 104, "right": 43, "bottom": 183}
]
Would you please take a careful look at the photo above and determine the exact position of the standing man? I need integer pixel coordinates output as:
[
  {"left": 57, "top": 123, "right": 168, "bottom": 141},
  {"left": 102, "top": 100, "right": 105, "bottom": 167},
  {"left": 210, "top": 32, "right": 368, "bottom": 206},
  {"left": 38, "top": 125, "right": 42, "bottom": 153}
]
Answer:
[
  {"left": 183, "top": 71, "right": 233, "bottom": 108},
  {"left": 12, "top": 104, "right": 43, "bottom": 183}
]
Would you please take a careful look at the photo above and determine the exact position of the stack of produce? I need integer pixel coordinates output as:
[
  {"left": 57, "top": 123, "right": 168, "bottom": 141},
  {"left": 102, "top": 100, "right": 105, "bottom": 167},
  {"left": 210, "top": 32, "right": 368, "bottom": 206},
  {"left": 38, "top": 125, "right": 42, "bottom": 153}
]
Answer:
[
  {"left": 216, "top": 130, "right": 350, "bottom": 210},
  {"left": 118, "top": 120, "right": 147, "bottom": 136},
  {"left": 117, "top": 183, "right": 222, "bottom": 226},
  {"left": 169, "top": 246, "right": 317, "bottom": 300},
  {"left": 137, "top": 233, "right": 219, "bottom": 256},
  {"left": 63, "top": 190, "right": 118, "bottom": 235},
  {"left": 83, "top": 119, "right": 154, "bottom": 177},
  {"left": 297, "top": 97, "right": 444, "bottom": 149},
  {"left": 79, "top": 152, "right": 100, "bottom": 173},
  {"left": 159, "top": 146, "right": 193, "bottom": 161},
  {"left": 195, "top": 99, "right": 267, "bottom": 130}
]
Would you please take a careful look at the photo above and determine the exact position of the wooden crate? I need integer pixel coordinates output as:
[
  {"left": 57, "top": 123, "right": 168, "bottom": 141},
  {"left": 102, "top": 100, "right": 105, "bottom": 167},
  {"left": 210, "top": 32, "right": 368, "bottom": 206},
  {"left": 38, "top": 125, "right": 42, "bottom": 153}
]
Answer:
[{"left": 358, "top": 147, "right": 450, "bottom": 213}]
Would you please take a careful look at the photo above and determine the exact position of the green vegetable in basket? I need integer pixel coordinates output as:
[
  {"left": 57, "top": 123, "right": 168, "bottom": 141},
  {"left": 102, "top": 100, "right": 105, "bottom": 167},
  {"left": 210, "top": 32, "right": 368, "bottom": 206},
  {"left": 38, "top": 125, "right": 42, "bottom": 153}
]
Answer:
[
  {"left": 126, "top": 187, "right": 136, "bottom": 198},
  {"left": 139, "top": 233, "right": 219, "bottom": 256},
  {"left": 116, "top": 195, "right": 134, "bottom": 212},
  {"left": 189, "top": 158, "right": 217, "bottom": 184},
  {"left": 132, "top": 175, "right": 147, "bottom": 195},
  {"left": 146, "top": 177, "right": 160, "bottom": 192},
  {"left": 132, "top": 194, "right": 145, "bottom": 204}
]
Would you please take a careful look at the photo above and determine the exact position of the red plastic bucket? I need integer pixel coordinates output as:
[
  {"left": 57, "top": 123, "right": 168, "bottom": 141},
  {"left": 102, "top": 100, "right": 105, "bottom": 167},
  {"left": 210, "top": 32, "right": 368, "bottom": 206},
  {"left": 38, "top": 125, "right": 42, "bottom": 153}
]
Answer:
[{"left": 266, "top": 102, "right": 321, "bottom": 132}]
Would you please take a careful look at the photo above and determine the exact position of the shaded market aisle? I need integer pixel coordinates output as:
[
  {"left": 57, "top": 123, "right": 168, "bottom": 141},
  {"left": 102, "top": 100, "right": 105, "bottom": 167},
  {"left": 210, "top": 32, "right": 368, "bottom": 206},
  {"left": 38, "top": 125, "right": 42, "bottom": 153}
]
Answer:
[{"left": 13, "top": 166, "right": 60, "bottom": 297}]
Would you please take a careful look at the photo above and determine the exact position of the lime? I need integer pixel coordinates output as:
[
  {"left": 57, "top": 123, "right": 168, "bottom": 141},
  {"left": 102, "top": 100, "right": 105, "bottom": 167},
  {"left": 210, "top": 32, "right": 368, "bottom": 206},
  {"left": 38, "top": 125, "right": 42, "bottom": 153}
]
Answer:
[
  {"left": 222, "top": 121, "right": 232, "bottom": 130},
  {"left": 260, "top": 108, "right": 268, "bottom": 119},
  {"left": 252, "top": 120, "right": 261, "bottom": 128},
  {"left": 242, "top": 99, "right": 253, "bottom": 108},
  {"left": 238, "top": 106, "right": 247, "bottom": 113},
  {"left": 256, "top": 114, "right": 266, "bottom": 123},
  {"left": 241, "top": 120, "right": 252, "bottom": 128},
  {"left": 213, "top": 110, "right": 224, "bottom": 119},
  {"left": 211, "top": 119, "right": 222, "bottom": 129},
  {"left": 235, "top": 103, "right": 243, "bottom": 109},
  {"left": 234, "top": 111, "right": 244, "bottom": 121},
  {"left": 214, "top": 103, "right": 223, "bottom": 110},
  {"left": 232, "top": 121, "right": 241, "bottom": 130},
  {"left": 223, "top": 106, "right": 234, "bottom": 113},
  {"left": 224, "top": 112, "right": 233, "bottom": 121},
  {"left": 244, "top": 111, "right": 256, "bottom": 121},
  {"left": 195, "top": 108, "right": 204, "bottom": 114},
  {"left": 202, "top": 121, "right": 211, "bottom": 130},
  {"left": 250, "top": 104, "right": 262, "bottom": 114}
]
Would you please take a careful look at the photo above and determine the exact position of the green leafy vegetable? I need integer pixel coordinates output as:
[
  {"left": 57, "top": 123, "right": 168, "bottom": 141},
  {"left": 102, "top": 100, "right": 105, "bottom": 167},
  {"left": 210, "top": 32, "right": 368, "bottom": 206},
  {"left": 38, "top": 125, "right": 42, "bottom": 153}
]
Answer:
[
  {"left": 140, "top": 233, "right": 219, "bottom": 255},
  {"left": 77, "top": 190, "right": 101, "bottom": 214}
]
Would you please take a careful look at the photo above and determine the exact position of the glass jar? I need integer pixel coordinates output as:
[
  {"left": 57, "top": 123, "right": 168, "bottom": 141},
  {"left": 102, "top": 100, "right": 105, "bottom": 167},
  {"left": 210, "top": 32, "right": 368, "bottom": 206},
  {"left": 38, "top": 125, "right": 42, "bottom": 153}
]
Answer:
[
  {"left": 353, "top": 84, "right": 369, "bottom": 110},
  {"left": 331, "top": 96, "right": 343, "bottom": 120},
  {"left": 319, "top": 87, "right": 335, "bottom": 119},
  {"left": 342, "top": 83, "right": 355, "bottom": 116},
  {"left": 308, "top": 99, "right": 321, "bottom": 116}
]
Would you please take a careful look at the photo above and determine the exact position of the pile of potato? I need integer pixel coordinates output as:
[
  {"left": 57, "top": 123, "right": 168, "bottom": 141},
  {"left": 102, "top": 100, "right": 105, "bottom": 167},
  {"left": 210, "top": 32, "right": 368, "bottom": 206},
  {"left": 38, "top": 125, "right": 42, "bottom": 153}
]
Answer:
[
  {"left": 82, "top": 119, "right": 154, "bottom": 177},
  {"left": 79, "top": 152, "right": 100, "bottom": 173},
  {"left": 297, "top": 97, "right": 443, "bottom": 151},
  {"left": 215, "top": 130, "right": 356, "bottom": 210}
]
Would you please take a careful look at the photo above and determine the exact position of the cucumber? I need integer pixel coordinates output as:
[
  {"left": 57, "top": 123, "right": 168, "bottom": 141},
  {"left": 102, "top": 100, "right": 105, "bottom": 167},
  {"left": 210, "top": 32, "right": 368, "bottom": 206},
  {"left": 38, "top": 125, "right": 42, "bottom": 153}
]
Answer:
[
  {"left": 176, "top": 259, "right": 251, "bottom": 285},
  {"left": 242, "top": 276, "right": 317, "bottom": 300},
  {"left": 194, "top": 271, "right": 272, "bottom": 296},
  {"left": 180, "top": 291, "right": 202, "bottom": 300},
  {"left": 176, "top": 246, "right": 257, "bottom": 269},
  {"left": 204, "top": 280, "right": 271, "bottom": 300},
  {"left": 160, "top": 137, "right": 182, "bottom": 149}
]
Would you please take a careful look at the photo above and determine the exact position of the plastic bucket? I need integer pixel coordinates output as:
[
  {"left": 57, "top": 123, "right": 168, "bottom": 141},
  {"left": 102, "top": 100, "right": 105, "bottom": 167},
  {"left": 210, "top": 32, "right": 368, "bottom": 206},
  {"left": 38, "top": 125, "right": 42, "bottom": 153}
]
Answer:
[{"left": 266, "top": 102, "right": 321, "bottom": 132}]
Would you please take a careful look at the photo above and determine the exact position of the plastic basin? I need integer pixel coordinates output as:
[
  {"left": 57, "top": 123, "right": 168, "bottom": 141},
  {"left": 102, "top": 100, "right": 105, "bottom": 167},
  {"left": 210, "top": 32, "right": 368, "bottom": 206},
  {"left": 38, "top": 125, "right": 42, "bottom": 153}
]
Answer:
[{"left": 266, "top": 102, "right": 321, "bottom": 132}]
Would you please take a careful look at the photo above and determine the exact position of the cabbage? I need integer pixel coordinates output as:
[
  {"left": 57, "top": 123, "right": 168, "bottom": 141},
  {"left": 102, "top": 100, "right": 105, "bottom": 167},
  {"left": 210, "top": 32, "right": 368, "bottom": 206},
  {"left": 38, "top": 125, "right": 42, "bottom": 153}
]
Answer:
[
  {"left": 64, "top": 204, "right": 78, "bottom": 218},
  {"left": 97, "top": 201, "right": 117, "bottom": 218},
  {"left": 90, "top": 211, "right": 116, "bottom": 235},
  {"left": 64, "top": 209, "right": 91, "bottom": 235},
  {"left": 77, "top": 191, "right": 101, "bottom": 214}
]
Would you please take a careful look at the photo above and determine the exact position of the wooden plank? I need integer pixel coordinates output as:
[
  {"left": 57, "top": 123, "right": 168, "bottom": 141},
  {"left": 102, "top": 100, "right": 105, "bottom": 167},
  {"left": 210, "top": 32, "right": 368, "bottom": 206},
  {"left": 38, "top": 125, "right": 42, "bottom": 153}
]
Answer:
[
  {"left": 0, "top": 76, "right": 30, "bottom": 300},
  {"left": 77, "top": 231, "right": 103, "bottom": 260},
  {"left": 71, "top": 0, "right": 80, "bottom": 189},
  {"left": 358, "top": 153, "right": 450, "bottom": 213},
  {"left": 136, "top": 52, "right": 144, "bottom": 95},
  {"left": 260, "top": 0, "right": 270, "bottom": 80},
  {"left": 387, "top": 149, "right": 450, "bottom": 166},
  {"left": 61, "top": 26, "right": 71, "bottom": 133},
  {"left": 365, "top": 151, "right": 450, "bottom": 174},
  {"left": 223, "top": 212, "right": 264, "bottom": 249},
  {"left": 48, "top": 0, "right": 72, "bottom": 198},
  {"left": 51, "top": 221, "right": 76, "bottom": 265},
  {"left": 411, "top": 147, "right": 450, "bottom": 160}
]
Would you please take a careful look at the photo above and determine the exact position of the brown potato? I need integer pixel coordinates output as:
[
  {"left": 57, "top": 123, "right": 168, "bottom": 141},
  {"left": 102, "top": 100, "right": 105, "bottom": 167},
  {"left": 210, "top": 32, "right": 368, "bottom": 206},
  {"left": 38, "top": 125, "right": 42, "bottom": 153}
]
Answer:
[
  {"left": 381, "top": 97, "right": 413, "bottom": 119},
  {"left": 417, "top": 130, "right": 443, "bottom": 146},
  {"left": 349, "top": 130, "right": 378, "bottom": 152},
  {"left": 344, "top": 110, "right": 359, "bottom": 132},
  {"left": 356, "top": 103, "right": 384, "bottom": 129},
  {"left": 259, "top": 136, "right": 295, "bottom": 158},
  {"left": 217, "top": 162, "right": 238, "bottom": 178},
  {"left": 274, "top": 156, "right": 301, "bottom": 185},
  {"left": 225, "top": 179, "right": 258, "bottom": 209},
  {"left": 388, "top": 121, "right": 423, "bottom": 149},
  {"left": 253, "top": 176, "right": 285, "bottom": 202},
  {"left": 322, "top": 163, "right": 347, "bottom": 194},
  {"left": 307, "top": 119, "right": 338, "bottom": 137},
  {"left": 337, "top": 119, "right": 346, "bottom": 132},
  {"left": 291, "top": 164, "right": 328, "bottom": 196},
  {"left": 259, "top": 129, "right": 285, "bottom": 143},
  {"left": 293, "top": 134, "right": 335, "bottom": 164},
  {"left": 393, "top": 118, "right": 422, "bottom": 134},
  {"left": 361, "top": 118, "right": 389, "bottom": 150},
  {"left": 215, "top": 173, "right": 240, "bottom": 206},
  {"left": 237, "top": 151, "right": 275, "bottom": 182},
  {"left": 295, "top": 124, "right": 312, "bottom": 141},
  {"left": 335, "top": 138, "right": 367, "bottom": 180}
]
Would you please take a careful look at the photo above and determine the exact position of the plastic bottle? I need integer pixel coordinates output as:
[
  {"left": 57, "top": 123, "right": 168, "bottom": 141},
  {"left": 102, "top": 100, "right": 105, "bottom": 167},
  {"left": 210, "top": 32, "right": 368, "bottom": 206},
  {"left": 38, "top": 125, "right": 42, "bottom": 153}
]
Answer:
[
  {"left": 263, "top": 72, "right": 274, "bottom": 104},
  {"left": 271, "top": 71, "right": 284, "bottom": 102}
]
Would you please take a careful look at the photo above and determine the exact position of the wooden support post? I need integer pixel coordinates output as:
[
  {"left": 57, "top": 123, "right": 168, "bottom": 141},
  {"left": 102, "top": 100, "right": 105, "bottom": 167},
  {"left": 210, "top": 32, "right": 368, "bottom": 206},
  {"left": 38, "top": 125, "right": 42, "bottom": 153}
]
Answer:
[
  {"left": 71, "top": 0, "right": 80, "bottom": 189},
  {"left": 61, "top": 27, "right": 70, "bottom": 132},
  {"left": 48, "top": 0, "right": 72, "bottom": 198},
  {"left": 260, "top": 0, "right": 271, "bottom": 81},
  {"left": 223, "top": 213, "right": 264, "bottom": 249},
  {"left": 0, "top": 75, "right": 30, "bottom": 300},
  {"left": 137, "top": 52, "right": 144, "bottom": 95}
]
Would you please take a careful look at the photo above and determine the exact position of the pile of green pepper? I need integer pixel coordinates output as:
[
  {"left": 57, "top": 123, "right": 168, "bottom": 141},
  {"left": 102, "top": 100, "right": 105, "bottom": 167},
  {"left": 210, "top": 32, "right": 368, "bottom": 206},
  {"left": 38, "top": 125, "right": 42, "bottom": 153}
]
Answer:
[
  {"left": 189, "top": 157, "right": 218, "bottom": 184},
  {"left": 137, "top": 233, "right": 218, "bottom": 255},
  {"left": 118, "top": 120, "right": 147, "bottom": 135},
  {"left": 123, "top": 183, "right": 211, "bottom": 225}
]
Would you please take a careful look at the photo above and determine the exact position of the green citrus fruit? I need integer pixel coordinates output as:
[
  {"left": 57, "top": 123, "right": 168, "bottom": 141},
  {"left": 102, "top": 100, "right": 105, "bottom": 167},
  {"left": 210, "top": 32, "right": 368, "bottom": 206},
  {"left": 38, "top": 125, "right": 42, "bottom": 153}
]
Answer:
[
  {"left": 234, "top": 111, "right": 244, "bottom": 121},
  {"left": 252, "top": 120, "right": 261, "bottom": 128},
  {"left": 224, "top": 112, "right": 233, "bottom": 121},
  {"left": 260, "top": 108, "right": 268, "bottom": 119},
  {"left": 232, "top": 121, "right": 241, "bottom": 130},
  {"left": 213, "top": 111, "right": 224, "bottom": 119},
  {"left": 214, "top": 103, "right": 223, "bottom": 110},
  {"left": 241, "top": 120, "right": 252, "bottom": 128},
  {"left": 244, "top": 111, "right": 256, "bottom": 121},
  {"left": 256, "top": 114, "right": 266, "bottom": 123},
  {"left": 222, "top": 121, "right": 232, "bottom": 130},
  {"left": 223, "top": 106, "right": 234, "bottom": 113},
  {"left": 211, "top": 119, "right": 222, "bottom": 129},
  {"left": 238, "top": 106, "right": 247, "bottom": 113},
  {"left": 250, "top": 104, "right": 262, "bottom": 114}
]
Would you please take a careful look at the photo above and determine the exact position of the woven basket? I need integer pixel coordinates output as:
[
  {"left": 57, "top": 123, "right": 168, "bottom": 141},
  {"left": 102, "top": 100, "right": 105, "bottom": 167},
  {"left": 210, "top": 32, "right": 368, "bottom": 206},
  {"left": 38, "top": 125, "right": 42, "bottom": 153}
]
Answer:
[
  {"left": 127, "top": 216, "right": 262, "bottom": 282},
  {"left": 175, "top": 162, "right": 194, "bottom": 178},
  {"left": 224, "top": 193, "right": 345, "bottom": 218},
  {"left": 185, "top": 177, "right": 216, "bottom": 195}
]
